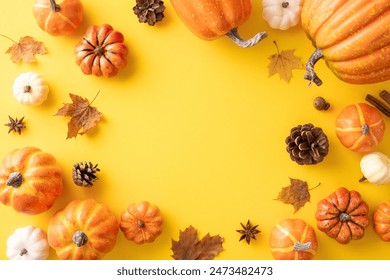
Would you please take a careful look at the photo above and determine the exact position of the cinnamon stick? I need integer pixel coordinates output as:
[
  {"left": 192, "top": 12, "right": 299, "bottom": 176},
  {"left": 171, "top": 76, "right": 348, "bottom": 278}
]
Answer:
[
  {"left": 365, "top": 94, "right": 390, "bottom": 117},
  {"left": 379, "top": 90, "right": 390, "bottom": 105}
]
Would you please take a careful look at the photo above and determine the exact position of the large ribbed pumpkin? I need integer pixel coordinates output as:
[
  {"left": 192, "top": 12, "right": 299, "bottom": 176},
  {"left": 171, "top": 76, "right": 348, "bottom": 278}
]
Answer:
[
  {"left": 33, "top": 0, "right": 83, "bottom": 36},
  {"left": 269, "top": 219, "right": 318, "bottom": 260},
  {"left": 0, "top": 147, "right": 63, "bottom": 215},
  {"left": 373, "top": 200, "right": 390, "bottom": 241},
  {"left": 301, "top": 0, "right": 390, "bottom": 85},
  {"left": 335, "top": 103, "right": 385, "bottom": 153},
  {"left": 170, "top": 0, "right": 267, "bottom": 48},
  {"left": 47, "top": 199, "right": 119, "bottom": 260}
]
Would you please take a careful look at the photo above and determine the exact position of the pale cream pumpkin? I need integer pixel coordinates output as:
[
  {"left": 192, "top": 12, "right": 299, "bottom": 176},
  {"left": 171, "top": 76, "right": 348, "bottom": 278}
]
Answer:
[
  {"left": 13, "top": 72, "right": 49, "bottom": 106},
  {"left": 6, "top": 225, "right": 50, "bottom": 260},
  {"left": 262, "top": 0, "right": 303, "bottom": 30},
  {"left": 360, "top": 152, "right": 390, "bottom": 185}
]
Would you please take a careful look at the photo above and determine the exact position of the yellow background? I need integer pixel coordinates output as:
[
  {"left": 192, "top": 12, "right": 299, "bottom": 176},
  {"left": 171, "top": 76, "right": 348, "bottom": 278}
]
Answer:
[{"left": 0, "top": 0, "right": 390, "bottom": 260}]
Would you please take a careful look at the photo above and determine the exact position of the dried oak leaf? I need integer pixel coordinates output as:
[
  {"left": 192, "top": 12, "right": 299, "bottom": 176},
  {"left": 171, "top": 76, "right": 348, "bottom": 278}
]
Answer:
[
  {"left": 6, "top": 36, "right": 47, "bottom": 63},
  {"left": 54, "top": 93, "right": 102, "bottom": 139},
  {"left": 171, "top": 225, "right": 224, "bottom": 260},
  {"left": 276, "top": 178, "right": 310, "bottom": 213},
  {"left": 268, "top": 41, "right": 303, "bottom": 83}
]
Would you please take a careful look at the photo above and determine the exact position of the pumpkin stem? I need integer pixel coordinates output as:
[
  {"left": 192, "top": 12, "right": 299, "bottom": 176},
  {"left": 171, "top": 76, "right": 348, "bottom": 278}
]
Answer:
[
  {"left": 225, "top": 28, "right": 268, "bottom": 48},
  {"left": 304, "top": 48, "right": 323, "bottom": 86},
  {"left": 72, "top": 230, "right": 88, "bottom": 247},
  {"left": 294, "top": 241, "right": 312, "bottom": 251},
  {"left": 20, "top": 248, "right": 28, "bottom": 256},
  {"left": 23, "top": 85, "right": 32, "bottom": 93},
  {"left": 359, "top": 176, "right": 367, "bottom": 182},
  {"left": 49, "top": 0, "right": 61, "bottom": 12},
  {"left": 6, "top": 172, "right": 23, "bottom": 188},
  {"left": 362, "top": 124, "right": 369, "bottom": 135},
  {"left": 282, "top": 2, "right": 289, "bottom": 8},
  {"left": 137, "top": 220, "right": 145, "bottom": 228},
  {"left": 339, "top": 212, "right": 351, "bottom": 222}
]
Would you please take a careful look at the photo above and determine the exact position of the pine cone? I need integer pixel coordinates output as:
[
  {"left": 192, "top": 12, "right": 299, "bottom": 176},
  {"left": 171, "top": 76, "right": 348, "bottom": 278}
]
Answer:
[
  {"left": 72, "top": 162, "right": 100, "bottom": 187},
  {"left": 133, "top": 0, "right": 165, "bottom": 26},
  {"left": 285, "top": 123, "right": 329, "bottom": 165}
]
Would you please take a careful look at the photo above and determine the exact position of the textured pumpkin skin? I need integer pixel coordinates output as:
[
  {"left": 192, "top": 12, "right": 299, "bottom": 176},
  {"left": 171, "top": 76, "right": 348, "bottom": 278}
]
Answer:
[
  {"left": 120, "top": 201, "right": 163, "bottom": 244},
  {"left": 316, "top": 187, "right": 370, "bottom": 244},
  {"left": 373, "top": 200, "right": 390, "bottom": 241},
  {"left": 75, "top": 24, "right": 128, "bottom": 78},
  {"left": 47, "top": 199, "right": 119, "bottom": 260},
  {"left": 170, "top": 0, "right": 253, "bottom": 40},
  {"left": 0, "top": 147, "right": 63, "bottom": 215},
  {"left": 33, "top": 0, "right": 83, "bottom": 36},
  {"left": 269, "top": 219, "right": 318, "bottom": 260},
  {"left": 301, "top": 0, "right": 390, "bottom": 84},
  {"left": 335, "top": 103, "right": 385, "bottom": 152}
]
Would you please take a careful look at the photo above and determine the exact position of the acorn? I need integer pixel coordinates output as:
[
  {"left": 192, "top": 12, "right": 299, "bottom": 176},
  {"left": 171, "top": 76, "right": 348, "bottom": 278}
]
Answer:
[{"left": 313, "top": 97, "right": 330, "bottom": 111}]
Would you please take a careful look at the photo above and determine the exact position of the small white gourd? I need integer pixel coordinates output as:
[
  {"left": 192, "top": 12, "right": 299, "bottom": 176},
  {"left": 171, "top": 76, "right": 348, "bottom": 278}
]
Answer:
[
  {"left": 13, "top": 72, "right": 49, "bottom": 106},
  {"left": 360, "top": 152, "right": 390, "bottom": 185},
  {"left": 6, "top": 225, "right": 50, "bottom": 260},
  {"left": 262, "top": 0, "right": 303, "bottom": 30}
]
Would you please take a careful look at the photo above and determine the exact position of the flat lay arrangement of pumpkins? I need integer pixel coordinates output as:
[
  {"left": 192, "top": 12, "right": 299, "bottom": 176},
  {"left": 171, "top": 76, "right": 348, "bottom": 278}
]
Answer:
[{"left": 0, "top": 0, "right": 389, "bottom": 260}]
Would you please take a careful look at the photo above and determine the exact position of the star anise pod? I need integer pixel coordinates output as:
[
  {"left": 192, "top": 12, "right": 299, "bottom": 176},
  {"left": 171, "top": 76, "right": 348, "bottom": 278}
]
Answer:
[
  {"left": 236, "top": 220, "right": 261, "bottom": 244},
  {"left": 5, "top": 116, "right": 26, "bottom": 134}
]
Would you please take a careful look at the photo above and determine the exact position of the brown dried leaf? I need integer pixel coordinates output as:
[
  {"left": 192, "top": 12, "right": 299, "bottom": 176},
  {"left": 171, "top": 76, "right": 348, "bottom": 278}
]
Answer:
[
  {"left": 171, "top": 226, "right": 223, "bottom": 260},
  {"left": 268, "top": 41, "right": 303, "bottom": 83},
  {"left": 54, "top": 93, "right": 102, "bottom": 139},
  {"left": 276, "top": 178, "right": 310, "bottom": 213},
  {"left": 5, "top": 36, "right": 47, "bottom": 63}
]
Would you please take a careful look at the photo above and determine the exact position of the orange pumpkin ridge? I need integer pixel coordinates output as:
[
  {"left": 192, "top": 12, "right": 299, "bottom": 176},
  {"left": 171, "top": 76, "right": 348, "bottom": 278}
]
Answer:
[{"left": 301, "top": 0, "right": 390, "bottom": 85}]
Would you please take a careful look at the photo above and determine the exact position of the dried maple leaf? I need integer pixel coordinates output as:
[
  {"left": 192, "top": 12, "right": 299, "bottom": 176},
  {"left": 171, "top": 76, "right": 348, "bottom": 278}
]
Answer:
[
  {"left": 268, "top": 41, "right": 303, "bottom": 83},
  {"left": 5, "top": 36, "right": 47, "bottom": 63},
  {"left": 171, "top": 226, "right": 224, "bottom": 260},
  {"left": 54, "top": 93, "right": 102, "bottom": 139},
  {"left": 276, "top": 178, "right": 311, "bottom": 213}
]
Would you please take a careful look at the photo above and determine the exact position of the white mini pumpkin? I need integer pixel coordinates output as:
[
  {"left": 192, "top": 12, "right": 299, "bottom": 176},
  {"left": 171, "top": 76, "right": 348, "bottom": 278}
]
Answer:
[
  {"left": 6, "top": 225, "right": 50, "bottom": 260},
  {"left": 360, "top": 152, "right": 390, "bottom": 185},
  {"left": 12, "top": 72, "right": 49, "bottom": 106},
  {"left": 262, "top": 0, "right": 303, "bottom": 30}
]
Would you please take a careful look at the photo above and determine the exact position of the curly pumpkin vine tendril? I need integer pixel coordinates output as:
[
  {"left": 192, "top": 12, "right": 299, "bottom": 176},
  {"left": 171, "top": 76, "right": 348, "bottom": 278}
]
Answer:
[
  {"left": 226, "top": 28, "right": 268, "bottom": 48},
  {"left": 304, "top": 48, "right": 324, "bottom": 87}
]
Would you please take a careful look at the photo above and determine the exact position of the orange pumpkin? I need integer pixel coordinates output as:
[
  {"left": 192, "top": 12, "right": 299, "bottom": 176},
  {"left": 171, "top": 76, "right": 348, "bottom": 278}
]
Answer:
[
  {"left": 120, "top": 201, "right": 163, "bottom": 244},
  {"left": 74, "top": 24, "right": 128, "bottom": 78},
  {"left": 170, "top": 0, "right": 267, "bottom": 48},
  {"left": 0, "top": 147, "right": 63, "bottom": 215},
  {"left": 33, "top": 0, "right": 83, "bottom": 36},
  {"left": 335, "top": 103, "right": 385, "bottom": 153},
  {"left": 316, "top": 187, "right": 370, "bottom": 244},
  {"left": 373, "top": 200, "right": 390, "bottom": 241},
  {"left": 269, "top": 219, "right": 318, "bottom": 260},
  {"left": 336, "top": 103, "right": 385, "bottom": 152},
  {"left": 301, "top": 0, "right": 390, "bottom": 85},
  {"left": 47, "top": 199, "right": 119, "bottom": 260}
]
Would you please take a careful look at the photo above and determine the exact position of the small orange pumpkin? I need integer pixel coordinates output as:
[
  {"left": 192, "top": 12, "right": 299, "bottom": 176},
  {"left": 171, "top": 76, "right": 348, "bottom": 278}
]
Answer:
[
  {"left": 301, "top": 0, "right": 390, "bottom": 85},
  {"left": 373, "top": 200, "right": 390, "bottom": 241},
  {"left": 0, "top": 147, "right": 63, "bottom": 215},
  {"left": 335, "top": 103, "right": 385, "bottom": 153},
  {"left": 74, "top": 24, "right": 128, "bottom": 78},
  {"left": 170, "top": 0, "right": 267, "bottom": 48},
  {"left": 33, "top": 0, "right": 83, "bottom": 36},
  {"left": 47, "top": 199, "right": 119, "bottom": 260},
  {"left": 120, "top": 201, "right": 163, "bottom": 244},
  {"left": 316, "top": 187, "right": 370, "bottom": 244},
  {"left": 269, "top": 218, "right": 318, "bottom": 260}
]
